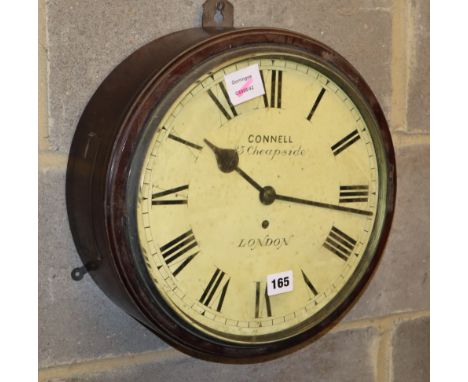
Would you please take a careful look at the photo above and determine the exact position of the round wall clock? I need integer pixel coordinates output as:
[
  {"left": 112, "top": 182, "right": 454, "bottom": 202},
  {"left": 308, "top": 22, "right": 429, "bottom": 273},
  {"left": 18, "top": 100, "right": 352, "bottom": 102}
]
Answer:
[{"left": 66, "top": 0, "right": 395, "bottom": 362}]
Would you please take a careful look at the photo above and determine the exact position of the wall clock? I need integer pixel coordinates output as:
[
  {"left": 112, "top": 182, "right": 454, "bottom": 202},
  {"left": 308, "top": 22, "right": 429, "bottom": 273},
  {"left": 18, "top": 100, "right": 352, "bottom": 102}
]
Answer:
[{"left": 67, "top": 0, "right": 395, "bottom": 362}]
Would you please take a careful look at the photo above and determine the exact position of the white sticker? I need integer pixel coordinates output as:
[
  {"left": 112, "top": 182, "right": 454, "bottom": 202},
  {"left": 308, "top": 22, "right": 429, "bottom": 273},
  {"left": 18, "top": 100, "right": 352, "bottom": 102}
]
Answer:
[
  {"left": 267, "top": 270, "right": 293, "bottom": 296},
  {"left": 223, "top": 64, "right": 265, "bottom": 106}
]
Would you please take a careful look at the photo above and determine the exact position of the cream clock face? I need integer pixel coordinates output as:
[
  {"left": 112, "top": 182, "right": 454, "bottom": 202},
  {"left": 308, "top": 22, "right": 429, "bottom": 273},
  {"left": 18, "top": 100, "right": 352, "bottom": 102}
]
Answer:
[{"left": 135, "top": 52, "right": 385, "bottom": 344}]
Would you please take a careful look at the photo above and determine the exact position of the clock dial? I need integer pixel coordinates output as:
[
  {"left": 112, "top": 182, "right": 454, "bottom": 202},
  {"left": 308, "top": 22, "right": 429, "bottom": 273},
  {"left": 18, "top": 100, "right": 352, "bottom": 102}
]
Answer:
[{"left": 135, "top": 52, "right": 384, "bottom": 343}]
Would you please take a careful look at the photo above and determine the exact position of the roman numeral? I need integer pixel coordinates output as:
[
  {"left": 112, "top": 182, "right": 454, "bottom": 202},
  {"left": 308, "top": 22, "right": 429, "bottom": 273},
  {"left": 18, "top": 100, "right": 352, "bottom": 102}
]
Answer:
[
  {"left": 168, "top": 134, "right": 203, "bottom": 151},
  {"left": 172, "top": 253, "right": 197, "bottom": 277},
  {"left": 152, "top": 185, "right": 188, "bottom": 205},
  {"left": 306, "top": 87, "right": 326, "bottom": 121},
  {"left": 207, "top": 82, "right": 238, "bottom": 120},
  {"left": 301, "top": 269, "right": 318, "bottom": 297},
  {"left": 159, "top": 230, "right": 199, "bottom": 276},
  {"left": 199, "top": 268, "right": 230, "bottom": 312},
  {"left": 270, "top": 70, "right": 282, "bottom": 108},
  {"left": 323, "top": 226, "right": 357, "bottom": 261},
  {"left": 331, "top": 129, "right": 361, "bottom": 156},
  {"left": 255, "top": 281, "right": 272, "bottom": 318},
  {"left": 259, "top": 70, "right": 269, "bottom": 108},
  {"left": 339, "top": 185, "right": 369, "bottom": 203},
  {"left": 260, "top": 70, "right": 282, "bottom": 108}
]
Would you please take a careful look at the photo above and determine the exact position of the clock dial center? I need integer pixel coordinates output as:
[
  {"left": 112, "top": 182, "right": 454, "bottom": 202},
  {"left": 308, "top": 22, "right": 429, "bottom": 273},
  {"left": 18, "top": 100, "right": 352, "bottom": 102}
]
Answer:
[{"left": 259, "top": 185, "right": 276, "bottom": 205}]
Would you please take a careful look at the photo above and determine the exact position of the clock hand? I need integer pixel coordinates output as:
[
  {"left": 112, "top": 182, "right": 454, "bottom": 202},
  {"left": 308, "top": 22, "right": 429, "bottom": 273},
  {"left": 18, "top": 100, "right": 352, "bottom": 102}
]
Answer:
[
  {"left": 203, "top": 139, "right": 263, "bottom": 192},
  {"left": 203, "top": 139, "right": 239, "bottom": 173},
  {"left": 274, "top": 193, "right": 373, "bottom": 216},
  {"left": 203, "top": 139, "right": 372, "bottom": 215},
  {"left": 234, "top": 167, "right": 263, "bottom": 192}
]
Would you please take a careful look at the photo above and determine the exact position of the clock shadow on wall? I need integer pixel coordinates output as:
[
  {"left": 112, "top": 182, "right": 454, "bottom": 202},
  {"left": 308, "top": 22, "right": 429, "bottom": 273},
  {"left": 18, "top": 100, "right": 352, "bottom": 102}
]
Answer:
[{"left": 66, "top": 0, "right": 395, "bottom": 363}]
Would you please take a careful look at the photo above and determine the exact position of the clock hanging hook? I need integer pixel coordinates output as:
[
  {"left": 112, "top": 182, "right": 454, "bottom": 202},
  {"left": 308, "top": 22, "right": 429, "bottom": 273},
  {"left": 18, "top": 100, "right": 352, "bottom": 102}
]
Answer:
[{"left": 202, "top": 0, "right": 234, "bottom": 32}]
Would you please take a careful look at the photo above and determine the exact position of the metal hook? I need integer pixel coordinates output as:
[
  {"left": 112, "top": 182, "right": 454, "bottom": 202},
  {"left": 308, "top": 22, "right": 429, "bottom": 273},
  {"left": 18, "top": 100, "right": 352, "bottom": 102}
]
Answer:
[
  {"left": 202, "top": 0, "right": 234, "bottom": 32},
  {"left": 71, "top": 261, "right": 100, "bottom": 281},
  {"left": 216, "top": 1, "right": 225, "bottom": 11}
]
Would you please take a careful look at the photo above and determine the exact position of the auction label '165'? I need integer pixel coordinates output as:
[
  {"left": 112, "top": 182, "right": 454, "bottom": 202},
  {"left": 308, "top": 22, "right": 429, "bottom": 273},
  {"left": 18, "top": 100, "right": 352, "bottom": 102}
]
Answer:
[{"left": 267, "top": 270, "right": 293, "bottom": 296}]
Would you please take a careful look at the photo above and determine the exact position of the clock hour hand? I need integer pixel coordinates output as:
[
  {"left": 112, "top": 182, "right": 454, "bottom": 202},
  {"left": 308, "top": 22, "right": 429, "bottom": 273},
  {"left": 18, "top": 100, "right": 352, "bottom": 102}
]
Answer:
[
  {"left": 204, "top": 139, "right": 239, "bottom": 173},
  {"left": 204, "top": 139, "right": 263, "bottom": 192},
  {"left": 274, "top": 193, "right": 373, "bottom": 216}
]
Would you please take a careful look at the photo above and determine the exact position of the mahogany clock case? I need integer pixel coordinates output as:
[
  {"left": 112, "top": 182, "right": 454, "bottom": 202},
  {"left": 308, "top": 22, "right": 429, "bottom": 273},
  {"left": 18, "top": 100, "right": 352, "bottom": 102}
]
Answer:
[{"left": 66, "top": 27, "right": 396, "bottom": 362}]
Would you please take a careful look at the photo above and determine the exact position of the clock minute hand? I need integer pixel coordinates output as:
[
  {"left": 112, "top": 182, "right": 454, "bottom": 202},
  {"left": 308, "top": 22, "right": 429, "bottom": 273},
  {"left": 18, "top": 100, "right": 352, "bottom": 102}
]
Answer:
[
  {"left": 274, "top": 193, "right": 373, "bottom": 216},
  {"left": 203, "top": 139, "right": 263, "bottom": 192}
]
